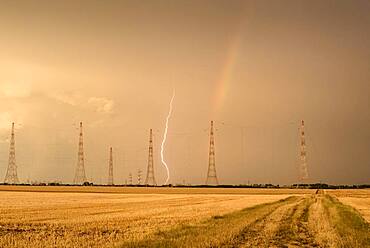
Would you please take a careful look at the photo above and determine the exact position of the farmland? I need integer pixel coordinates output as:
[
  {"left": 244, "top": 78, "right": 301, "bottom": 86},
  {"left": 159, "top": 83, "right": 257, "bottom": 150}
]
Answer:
[
  {"left": 327, "top": 189, "right": 370, "bottom": 223},
  {"left": 0, "top": 186, "right": 369, "bottom": 247}
]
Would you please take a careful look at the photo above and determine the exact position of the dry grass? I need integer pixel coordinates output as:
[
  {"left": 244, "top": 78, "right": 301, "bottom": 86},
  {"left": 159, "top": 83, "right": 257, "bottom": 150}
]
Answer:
[
  {"left": 327, "top": 189, "right": 370, "bottom": 198},
  {"left": 0, "top": 188, "right": 291, "bottom": 248},
  {"left": 319, "top": 195, "right": 370, "bottom": 247},
  {"left": 123, "top": 194, "right": 370, "bottom": 248},
  {"left": 327, "top": 189, "right": 370, "bottom": 223},
  {"left": 0, "top": 185, "right": 314, "bottom": 195},
  {"left": 123, "top": 196, "right": 300, "bottom": 248},
  {"left": 337, "top": 197, "right": 370, "bottom": 223},
  {"left": 1, "top": 187, "right": 368, "bottom": 248},
  {"left": 308, "top": 194, "right": 340, "bottom": 247}
]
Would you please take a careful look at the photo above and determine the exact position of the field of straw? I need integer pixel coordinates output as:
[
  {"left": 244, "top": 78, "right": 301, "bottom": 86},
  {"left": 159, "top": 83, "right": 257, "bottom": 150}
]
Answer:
[
  {"left": 327, "top": 189, "right": 370, "bottom": 223},
  {"left": 0, "top": 187, "right": 368, "bottom": 248},
  {"left": 0, "top": 187, "right": 291, "bottom": 248}
]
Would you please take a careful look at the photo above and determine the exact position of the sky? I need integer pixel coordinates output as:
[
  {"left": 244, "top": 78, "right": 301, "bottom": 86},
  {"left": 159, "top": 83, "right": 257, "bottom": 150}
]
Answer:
[{"left": 0, "top": 0, "right": 369, "bottom": 185}]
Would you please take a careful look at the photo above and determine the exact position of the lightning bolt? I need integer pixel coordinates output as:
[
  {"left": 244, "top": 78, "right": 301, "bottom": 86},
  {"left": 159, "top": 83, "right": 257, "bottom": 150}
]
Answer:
[{"left": 161, "top": 89, "right": 175, "bottom": 185}]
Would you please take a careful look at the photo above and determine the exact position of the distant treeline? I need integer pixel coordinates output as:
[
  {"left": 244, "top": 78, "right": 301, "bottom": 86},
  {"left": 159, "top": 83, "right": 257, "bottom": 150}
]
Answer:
[
  {"left": 1, "top": 182, "right": 369, "bottom": 189},
  {"left": 290, "top": 183, "right": 370, "bottom": 189}
]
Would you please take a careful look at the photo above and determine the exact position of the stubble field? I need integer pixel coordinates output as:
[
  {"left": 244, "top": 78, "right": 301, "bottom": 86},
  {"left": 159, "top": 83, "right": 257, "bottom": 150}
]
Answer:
[
  {"left": 0, "top": 186, "right": 369, "bottom": 247},
  {"left": 327, "top": 189, "right": 370, "bottom": 223}
]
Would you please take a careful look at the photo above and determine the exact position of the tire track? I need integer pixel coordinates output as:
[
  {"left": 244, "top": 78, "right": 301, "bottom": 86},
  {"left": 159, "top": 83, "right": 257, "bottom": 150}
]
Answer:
[
  {"left": 229, "top": 196, "right": 320, "bottom": 248},
  {"left": 271, "top": 196, "right": 319, "bottom": 247},
  {"left": 122, "top": 193, "right": 368, "bottom": 247},
  {"left": 124, "top": 196, "right": 299, "bottom": 248},
  {"left": 221, "top": 197, "right": 301, "bottom": 247}
]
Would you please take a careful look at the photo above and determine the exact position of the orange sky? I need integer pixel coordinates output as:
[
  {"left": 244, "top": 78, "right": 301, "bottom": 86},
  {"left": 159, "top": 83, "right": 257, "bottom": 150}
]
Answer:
[{"left": 0, "top": 0, "right": 369, "bottom": 185}]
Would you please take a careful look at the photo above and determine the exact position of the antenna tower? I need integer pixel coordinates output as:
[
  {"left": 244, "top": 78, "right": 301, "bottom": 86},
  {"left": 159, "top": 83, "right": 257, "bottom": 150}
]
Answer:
[
  {"left": 4, "top": 123, "right": 19, "bottom": 184},
  {"left": 137, "top": 169, "right": 142, "bottom": 185},
  {"left": 299, "top": 120, "right": 309, "bottom": 182},
  {"left": 108, "top": 147, "right": 114, "bottom": 185},
  {"left": 73, "top": 122, "right": 87, "bottom": 184},
  {"left": 145, "top": 129, "right": 156, "bottom": 185},
  {"left": 128, "top": 172, "right": 133, "bottom": 185},
  {"left": 206, "top": 121, "right": 219, "bottom": 185}
]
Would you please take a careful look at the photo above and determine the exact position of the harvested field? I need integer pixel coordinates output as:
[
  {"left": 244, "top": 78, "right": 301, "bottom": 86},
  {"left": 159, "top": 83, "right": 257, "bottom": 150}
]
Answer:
[
  {"left": 328, "top": 189, "right": 370, "bottom": 223},
  {"left": 0, "top": 185, "right": 314, "bottom": 195},
  {"left": 0, "top": 188, "right": 290, "bottom": 248},
  {"left": 0, "top": 187, "right": 369, "bottom": 248},
  {"left": 338, "top": 197, "right": 370, "bottom": 223},
  {"left": 128, "top": 193, "right": 369, "bottom": 248}
]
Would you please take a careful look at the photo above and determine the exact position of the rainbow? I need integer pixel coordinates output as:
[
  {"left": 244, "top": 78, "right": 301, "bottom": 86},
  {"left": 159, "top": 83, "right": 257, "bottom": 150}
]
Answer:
[{"left": 213, "top": 32, "right": 242, "bottom": 113}]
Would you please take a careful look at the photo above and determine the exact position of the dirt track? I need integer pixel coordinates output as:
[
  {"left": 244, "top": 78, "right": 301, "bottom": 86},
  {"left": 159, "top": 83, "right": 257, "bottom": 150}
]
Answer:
[
  {"left": 234, "top": 196, "right": 319, "bottom": 247},
  {"left": 216, "top": 191, "right": 369, "bottom": 248}
]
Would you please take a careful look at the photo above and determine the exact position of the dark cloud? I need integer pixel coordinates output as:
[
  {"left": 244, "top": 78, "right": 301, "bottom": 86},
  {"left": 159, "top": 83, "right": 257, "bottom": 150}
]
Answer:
[{"left": 0, "top": 0, "right": 369, "bottom": 184}]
